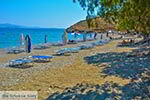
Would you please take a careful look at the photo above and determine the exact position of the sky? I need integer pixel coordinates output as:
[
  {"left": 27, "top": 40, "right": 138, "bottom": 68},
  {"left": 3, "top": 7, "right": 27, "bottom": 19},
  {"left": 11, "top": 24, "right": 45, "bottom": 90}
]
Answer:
[{"left": 0, "top": 0, "right": 87, "bottom": 28}]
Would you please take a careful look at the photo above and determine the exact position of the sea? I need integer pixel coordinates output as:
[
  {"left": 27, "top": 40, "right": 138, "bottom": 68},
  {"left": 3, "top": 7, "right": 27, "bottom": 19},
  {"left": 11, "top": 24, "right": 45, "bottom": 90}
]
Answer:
[{"left": 0, "top": 28, "right": 90, "bottom": 49}]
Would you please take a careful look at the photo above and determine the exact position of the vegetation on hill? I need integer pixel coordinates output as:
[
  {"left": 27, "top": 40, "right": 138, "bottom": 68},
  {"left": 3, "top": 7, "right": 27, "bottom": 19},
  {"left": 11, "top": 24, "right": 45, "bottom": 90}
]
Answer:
[{"left": 66, "top": 17, "right": 116, "bottom": 33}]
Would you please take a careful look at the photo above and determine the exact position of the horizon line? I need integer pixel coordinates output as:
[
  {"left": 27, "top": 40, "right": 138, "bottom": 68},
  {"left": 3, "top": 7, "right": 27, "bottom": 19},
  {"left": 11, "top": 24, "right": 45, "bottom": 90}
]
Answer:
[{"left": 0, "top": 23, "right": 68, "bottom": 29}]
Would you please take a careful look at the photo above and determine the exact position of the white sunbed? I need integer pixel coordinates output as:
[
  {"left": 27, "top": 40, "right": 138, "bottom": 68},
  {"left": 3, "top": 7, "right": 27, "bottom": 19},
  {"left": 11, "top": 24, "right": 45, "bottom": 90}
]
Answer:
[
  {"left": 9, "top": 58, "right": 32, "bottom": 67},
  {"left": 6, "top": 47, "right": 25, "bottom": 54},
  {"left": 31, "top": 55, "right": 53, "bottom": 62}
]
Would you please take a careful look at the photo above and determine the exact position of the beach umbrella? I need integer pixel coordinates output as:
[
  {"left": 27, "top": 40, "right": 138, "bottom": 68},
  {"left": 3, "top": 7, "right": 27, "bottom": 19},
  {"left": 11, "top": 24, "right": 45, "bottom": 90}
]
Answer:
[
  {"left": 20, "top": 33, "right": 24, "bottom": 46},
  {"left": 71, "top": 32, "right": 77, "bottom": 38},
  {"left": 90, "top": 34, "right": 92, "bottom": 38},
  {"left": 74, "top": 33, "right": 78, "bottom": 38},
  {"left": 44, "top": 35, "right": 48, "bottom": 43},
  {"left": 94, "top": 33, "right": 97, "bottom": 39},
  {"left": 25, "top": 35, "right": 31, "bottom": 53},
  {"left": 83, "top": 33, "right": 87, "bottom": 41},
  {"left": 25, "top": 36, "right": 28, "bottom": 52},
  {"left": 101, "top": 34, "right": 103, "bottom": 39},
  {"left": 64, "top": 30, "right": 68, "bottom": 45},
  {"left": 71, "top": 33, "right": 75, "bottom": 35},
  {"left": 78, "top": 33, "right": 81, "bottom": 35},
  {"left": 61, "top": 34, "right": 64, "bottom": 42}
]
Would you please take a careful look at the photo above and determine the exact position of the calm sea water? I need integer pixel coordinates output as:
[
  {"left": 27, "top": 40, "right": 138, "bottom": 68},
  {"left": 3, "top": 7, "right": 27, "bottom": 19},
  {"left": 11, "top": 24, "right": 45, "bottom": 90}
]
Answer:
[{"left": 0, "top": 28, "right": 88, "bottom": 49}]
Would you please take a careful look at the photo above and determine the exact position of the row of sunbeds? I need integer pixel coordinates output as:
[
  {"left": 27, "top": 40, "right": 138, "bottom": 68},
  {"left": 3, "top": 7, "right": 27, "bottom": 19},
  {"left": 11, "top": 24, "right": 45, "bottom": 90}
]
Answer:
[
  {"left": 6, "top": 38, "right": 96, "bottom": 54},
  {"left": 8, "top": 40, "right": 109, "bottom": 68},
  {"left": 6, "top": 42, "right": 64, "bottom": 54},
  {"left": 56, "top": 39, "right": 109, "bottom": 55},
  {"left": 8, "top": 55, "right": 53, "bottom": 67}
]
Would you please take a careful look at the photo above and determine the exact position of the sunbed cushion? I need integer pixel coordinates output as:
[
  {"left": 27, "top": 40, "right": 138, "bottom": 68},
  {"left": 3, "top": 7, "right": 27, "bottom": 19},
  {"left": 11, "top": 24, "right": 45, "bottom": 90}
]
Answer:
[{"left": 32, "top": 55, "right": 53, "bottom": 59}]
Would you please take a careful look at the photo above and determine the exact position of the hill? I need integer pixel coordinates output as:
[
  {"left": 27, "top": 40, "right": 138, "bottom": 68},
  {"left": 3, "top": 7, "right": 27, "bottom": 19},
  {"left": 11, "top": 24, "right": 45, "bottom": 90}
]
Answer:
[{"left": 66, "top": 17, "right": 116, "bottom": 33}]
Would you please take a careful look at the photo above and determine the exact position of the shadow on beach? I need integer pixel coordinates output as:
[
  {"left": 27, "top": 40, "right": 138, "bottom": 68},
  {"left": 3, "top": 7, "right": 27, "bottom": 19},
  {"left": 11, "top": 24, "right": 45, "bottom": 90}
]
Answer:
[
  {"left": 46, "top": 47, "right": 150, "bottom": 100},
  {"left": 47, "top": 79, "right": 150, "bottom": 100},
  {"left": 117, "top": 39, "right": 150, "bottom": 48},
  {"left": 8, "top": 64, "right": 34, "bottom": 69},
  {"left": 84, "top": 51, "right": 150, "bottom": 80}
]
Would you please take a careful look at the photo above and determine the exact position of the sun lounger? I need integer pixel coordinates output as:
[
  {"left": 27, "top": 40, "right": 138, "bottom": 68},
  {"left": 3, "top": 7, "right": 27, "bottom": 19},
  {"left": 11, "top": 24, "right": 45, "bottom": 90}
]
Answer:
[
  {"left": 87, "top": 38, "right": 95, "bottom": 41},
  {"left": 92, "top": 41, "right": 104, "bottom": 46},
  {"left": 52, "top": 42, "right": 64, "bottom": 46},
  {"left": 55, "top": 47, "right": 80, "bottom": 56},
  {"left": 55, "top": 49, "right": 66, "bottom": 55},
  {"left": 70, "top": 47, "right": 81, "bottom": 53},
  {"left": 33, "top": 43, "right": 51, "bottom": 50},
  {"left": 75, "top": 39, "right": 84, "bottom": 43},
  {"left": 65, "top": 47, "right": 80, "bottom": 53},
  {"left": 103, "top": 40, "right": 109, "bottom": 43},
  {"left": 6, "top": 48, "right": 25, "bottom": 54},
  {"left": 9, "top": 58, "right": 32, "bottom": 67},
  {"left": 78, "top": 44, "right": 94, "bottom": 50},
  {"left": 68, "top": 40, "right": 77, "bottom": 44},
  {"left": 55, "top": 49, "right": 71, "bottom": 56},
  {"left": 31, "top": 55, "right": 53, "bottom": 62}
]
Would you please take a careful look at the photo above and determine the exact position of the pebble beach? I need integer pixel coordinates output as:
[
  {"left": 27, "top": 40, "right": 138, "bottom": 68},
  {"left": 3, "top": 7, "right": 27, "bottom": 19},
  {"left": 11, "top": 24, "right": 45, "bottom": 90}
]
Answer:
[{"left": 0, "top": 34, "right": 150, "bottom": 100}]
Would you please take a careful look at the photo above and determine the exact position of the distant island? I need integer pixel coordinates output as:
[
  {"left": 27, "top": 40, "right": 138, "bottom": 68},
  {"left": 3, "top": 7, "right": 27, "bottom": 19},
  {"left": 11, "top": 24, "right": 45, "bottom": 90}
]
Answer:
[
  {"left": 0, "top": 23, "right": 41, "bottom": 29},
  {"left": 0, "top": 24, "right": 66, "bottom": 30},
  {"left": 0, "top": 23, "right": 28, "bottom": 28}
]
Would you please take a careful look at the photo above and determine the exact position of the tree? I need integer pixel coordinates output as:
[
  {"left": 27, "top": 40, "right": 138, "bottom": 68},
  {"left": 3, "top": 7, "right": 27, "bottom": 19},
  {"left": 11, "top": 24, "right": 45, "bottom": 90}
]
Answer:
[
  {"left": 73, "top": 0, "right": 150, "bottom": 39},
  {"left": 73, "top": 0, "right": 124, "bottom": 29},
  {"left": 118, "top": 0, "right": 150, "bottom": 35}
]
